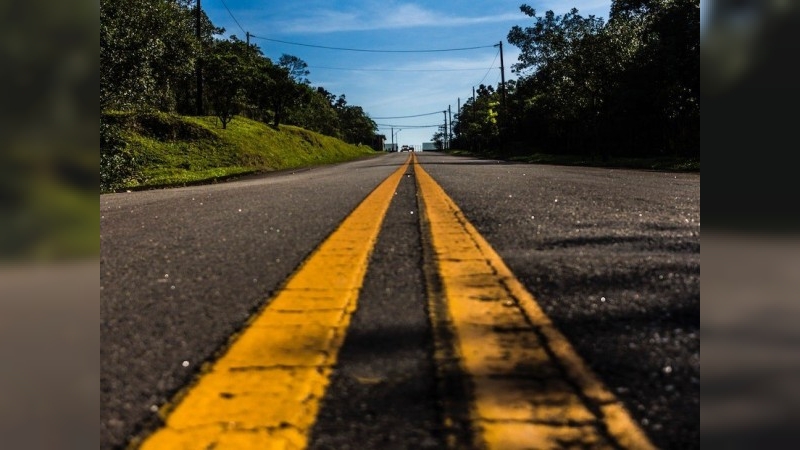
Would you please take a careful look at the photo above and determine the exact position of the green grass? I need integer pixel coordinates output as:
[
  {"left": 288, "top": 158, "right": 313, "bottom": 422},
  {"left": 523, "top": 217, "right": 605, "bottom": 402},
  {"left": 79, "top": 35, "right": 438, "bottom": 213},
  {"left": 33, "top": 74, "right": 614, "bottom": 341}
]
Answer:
[
  {"left": 102, "top": 111, "right": 379, "bottom": 192},
  {"left": 447, "top": 149, "right": 699, "bottom": 172}
]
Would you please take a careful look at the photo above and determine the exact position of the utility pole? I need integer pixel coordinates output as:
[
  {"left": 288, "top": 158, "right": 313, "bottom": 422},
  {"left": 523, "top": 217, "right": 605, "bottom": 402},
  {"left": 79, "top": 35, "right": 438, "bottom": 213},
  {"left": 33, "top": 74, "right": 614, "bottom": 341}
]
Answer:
[
  {"left": 195, "top": 0, "right": 203, "bottom": 115},
  {"left": 496, "top": 40, "right": 508, "bottom": 154},
  {"left": 442, "top": 110, "right": 448, "bottom": 150},
  {"left": 390, "top": 127, "right": 394, "bottom": 151},
  {"left": 497, "top": 41, "right": 507, "bottom": 114},
  {"left": 246, "top": 31, "right": 250, "bottom": 46},
  {"left": 472, "top": 86, "right": 476, "bottom": 103},
  {"left": 448, "top": 105, "right": 452, "bottom": 148}
]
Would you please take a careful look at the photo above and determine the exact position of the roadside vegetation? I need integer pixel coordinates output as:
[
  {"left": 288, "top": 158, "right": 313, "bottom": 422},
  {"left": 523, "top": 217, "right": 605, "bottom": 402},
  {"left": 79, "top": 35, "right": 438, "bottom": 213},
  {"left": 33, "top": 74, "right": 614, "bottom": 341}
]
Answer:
[
  {"left": 101, "top": 0, "right": 379, "bottom": 192},
  {"left": 434, "top": 1, "right": 699, "bottom": 163},
  {"left": 101, "top": 111, "right": 377, "bottom": 192},
  {"left": 101, "top": 0, "right": 699, "bottom": 192}
]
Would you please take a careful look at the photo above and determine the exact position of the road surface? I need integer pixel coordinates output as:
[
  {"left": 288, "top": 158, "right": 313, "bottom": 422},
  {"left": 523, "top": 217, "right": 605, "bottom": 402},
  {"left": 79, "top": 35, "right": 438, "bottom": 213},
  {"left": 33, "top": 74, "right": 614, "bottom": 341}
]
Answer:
[{"left": 101, "top": 152, "right": 699, "bottom": 449}]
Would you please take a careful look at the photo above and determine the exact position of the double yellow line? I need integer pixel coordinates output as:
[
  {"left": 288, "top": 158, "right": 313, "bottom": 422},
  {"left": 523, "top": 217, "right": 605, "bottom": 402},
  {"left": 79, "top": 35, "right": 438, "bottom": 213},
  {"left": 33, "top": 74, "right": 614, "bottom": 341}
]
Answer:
[{"left": 135, "top": 153, "right": 654, "bottom": 450}]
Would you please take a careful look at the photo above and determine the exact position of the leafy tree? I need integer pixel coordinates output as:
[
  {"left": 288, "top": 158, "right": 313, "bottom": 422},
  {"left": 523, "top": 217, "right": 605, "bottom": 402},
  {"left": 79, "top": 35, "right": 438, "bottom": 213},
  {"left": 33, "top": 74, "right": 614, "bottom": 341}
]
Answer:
[
  {"left": 508, "top": 6, "right": 609, "bottom": 155},
  {"left": 607, "top": 0, "right": 699, "bottom": 155},
  {"left": 175, "top": 6, "right": 224, "bottom": 115},
  {"left": 503, "top": 2, "right": 699, "bottom": 157},
  {"left": 101, "top": 2, "right": 384, "bottom": 148},
  {"left": 203, "top": 37, "right": 252, "bottom": 128},
  {"left": 263, "top": 65, "right": 299, "bottom": 128},
  {"left": 286, "top": 86, "right": 340, "bottom": 137},
  {"left": 278, "top": 54, "right": 311, "bottom": 85},
  {"left": 431, "top": 127, "right": 445, "bottom": 150},
  {"left": 333, "top": 95, "right": 377, "bottom": 145},
  {"left": 451, "top": 84, "right": 500, "bottom": 153},
  {"left": 101, "top": 0, "right": 201, "bottom": 110},
  {"left": 341, "top": 105, "right": 376, "bottom": 145}
]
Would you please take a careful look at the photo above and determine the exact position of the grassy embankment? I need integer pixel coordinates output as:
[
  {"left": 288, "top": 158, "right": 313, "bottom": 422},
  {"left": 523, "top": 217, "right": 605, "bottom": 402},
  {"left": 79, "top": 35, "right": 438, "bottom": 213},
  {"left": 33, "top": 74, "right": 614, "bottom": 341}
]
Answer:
[{"left": 101, "top": 112, "right": 379, "bottom": 192}]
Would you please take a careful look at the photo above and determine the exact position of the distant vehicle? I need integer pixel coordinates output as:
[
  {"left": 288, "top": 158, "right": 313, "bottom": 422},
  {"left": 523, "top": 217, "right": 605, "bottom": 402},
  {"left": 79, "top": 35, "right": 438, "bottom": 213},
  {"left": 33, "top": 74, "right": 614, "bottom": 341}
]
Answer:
[{"left": 400, "top": 145, "right": 412, "bottom": 152}]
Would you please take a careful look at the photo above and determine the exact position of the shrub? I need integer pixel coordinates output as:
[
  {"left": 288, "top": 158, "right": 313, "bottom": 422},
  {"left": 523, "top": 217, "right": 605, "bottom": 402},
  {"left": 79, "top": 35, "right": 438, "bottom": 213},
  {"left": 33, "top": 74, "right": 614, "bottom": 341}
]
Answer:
[{"left": 100, "top": 118, "right": 139, "bottom": 191}]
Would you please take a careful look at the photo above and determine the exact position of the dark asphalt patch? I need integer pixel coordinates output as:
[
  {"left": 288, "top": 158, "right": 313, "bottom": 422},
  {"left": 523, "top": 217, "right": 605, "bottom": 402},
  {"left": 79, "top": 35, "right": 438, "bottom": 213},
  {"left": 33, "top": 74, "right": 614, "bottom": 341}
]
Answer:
[{"left": 309, "top": 165, "right": 444, "bottom": 450}]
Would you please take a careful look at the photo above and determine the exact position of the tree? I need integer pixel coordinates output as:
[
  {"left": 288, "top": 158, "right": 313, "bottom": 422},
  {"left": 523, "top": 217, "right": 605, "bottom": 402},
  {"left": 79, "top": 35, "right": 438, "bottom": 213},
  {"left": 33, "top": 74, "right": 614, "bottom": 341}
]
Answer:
[
  {"left": 451, "top": 85, "right": 500, "bottom": 153},
  {"left": 264, "top": 64, "right": 301, "bottom": 128},
  {"left": 333, "top": 95, "right": 377, "bottom": 145},
  {"left": 285, "top": 86, "right": 340, "bottom": 137},
  {"left": 278, "top": 54, "right": 310, "bottom": 85},
  {"left": 507, "top": 6, "right": 609, "bottom": 155},
  {"left": 607, "top": 0, "right": 699, "bottom": 155},
  {"left": 203, "top": 38, "right": 252, "bottom": 128},
  {"left": 101, "top": 0, "right": 203, "bottom": 111},
  {"left": 504, "top": 2, "right": 699, "bottom": 157},
  {"left": 245, "top": 56, "right": 277, "bottom": 123},
  {"left": 431, "top": 127, "right": 445, "bottom": 150},
  {"left": 101, "top": 2, "right": 384, "bottom": 145}
]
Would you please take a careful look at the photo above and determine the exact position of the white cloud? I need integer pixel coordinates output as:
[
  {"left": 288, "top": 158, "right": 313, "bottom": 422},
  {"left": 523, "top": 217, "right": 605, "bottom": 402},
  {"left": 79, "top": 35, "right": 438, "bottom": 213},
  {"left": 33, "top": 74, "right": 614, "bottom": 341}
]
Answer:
[
  {"left": 277, "top": 3, "right": 521, "bottom": 34},
  {"left": 523, "top": 0, "right": 611, "bottom": 18}
]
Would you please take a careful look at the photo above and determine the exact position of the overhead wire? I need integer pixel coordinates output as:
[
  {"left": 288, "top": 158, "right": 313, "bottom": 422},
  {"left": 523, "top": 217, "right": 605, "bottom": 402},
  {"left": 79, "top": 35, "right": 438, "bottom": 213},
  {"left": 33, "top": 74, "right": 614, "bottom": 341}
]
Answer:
[
  {"left": 376, "top": 123, "right": 441, "bottom": 128},
  {"left": 218, "top": 0, "right": 247, "bottom": 36},
  {"left": 372, "top": 111, "right": 443, "bottom": 119},
  {"left": 476, "top": 48, "right": 500, "bottom": 87},
  {"left": 308, "top": 65, "right": 490, "bottom": 73},
  {"left": 249, "top": 35, "right": 495, "bottom": 53},
  {"left": 209, "top": 2, "right": 500, "bottom": 79},
  {"left": 208, "top": 1, "right": 499, "bottom": 139},
  {"left": 208, "top": 1, "right": 499, "bottom": 77}
]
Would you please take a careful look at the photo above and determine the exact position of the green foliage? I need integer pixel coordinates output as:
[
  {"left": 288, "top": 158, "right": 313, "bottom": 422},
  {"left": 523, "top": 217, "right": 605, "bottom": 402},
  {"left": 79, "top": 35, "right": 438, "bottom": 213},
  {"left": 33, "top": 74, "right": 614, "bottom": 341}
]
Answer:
[
  {"left": 286, "top": 86, "right": 341, "bottom": 137},
  {"left": 506, "top": 7, "right": 612, "bottom": 155},
  {"left": 451, "top": 85, "right": 500, "bottom": 153},
  {"left": 204, "top": 38, "right": 254, "bottom": 128},
  {"left": 265, "top": 63, "right": 303, "bottom": 128},
  {"left": 606, "top": 0, "right": 700, "bottom": 155},
  {"left": 100, "top": 117, "right": 140, "bottom": 191},
  {"left": 334, "top": 95, "right": 378, "bottom": 146},
  {"left": 100, "top": 0, "right": 375, "bottom": 145},
  {"left": 100, "top": 0, "right": 202, "bottom": 110},
  {"left": 100, "top": 112, "right": 377, "bottom": 192},
  {"left": 279, "top": 54, "right": 311, "bottom": 85},
  {"left": 431, "top": 129, "right": 445, "bottom": 150},
  {"left": 450, "top": 2, "right": 699, "bottom": 159}
]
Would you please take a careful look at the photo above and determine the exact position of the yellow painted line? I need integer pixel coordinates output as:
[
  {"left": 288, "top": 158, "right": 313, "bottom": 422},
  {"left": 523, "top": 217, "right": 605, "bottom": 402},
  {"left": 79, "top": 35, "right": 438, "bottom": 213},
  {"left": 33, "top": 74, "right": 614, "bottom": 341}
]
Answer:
[
  {"left": 136, "top": 155, "right": 412, "bottom": 450},
  {"left": 414, "top": 155, "right": 656, "bottom": 450}
]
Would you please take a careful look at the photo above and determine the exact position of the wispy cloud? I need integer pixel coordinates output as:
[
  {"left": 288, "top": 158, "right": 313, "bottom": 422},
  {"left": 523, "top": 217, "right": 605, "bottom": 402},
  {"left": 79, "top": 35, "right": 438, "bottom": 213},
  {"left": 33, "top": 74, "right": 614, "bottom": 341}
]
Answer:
[
  {"left": 203, "top": 0, "right": 608, "bottom": 146},
  {"left": 277, "top": 3, "right": 520, "bottom": 34},
  {"left": 538, "top": 0, "right": 611, "bottom": 17}
]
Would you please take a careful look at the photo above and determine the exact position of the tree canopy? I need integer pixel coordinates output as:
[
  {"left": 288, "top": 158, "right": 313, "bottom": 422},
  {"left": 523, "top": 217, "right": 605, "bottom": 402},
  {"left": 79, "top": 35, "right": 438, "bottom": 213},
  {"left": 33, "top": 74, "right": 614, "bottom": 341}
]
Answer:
[
  {"left": 100, "top": 0, "right": 376, "bottom": 143},
  {"left": 447, "top": 1, "right": 699, "bottom": 158}
]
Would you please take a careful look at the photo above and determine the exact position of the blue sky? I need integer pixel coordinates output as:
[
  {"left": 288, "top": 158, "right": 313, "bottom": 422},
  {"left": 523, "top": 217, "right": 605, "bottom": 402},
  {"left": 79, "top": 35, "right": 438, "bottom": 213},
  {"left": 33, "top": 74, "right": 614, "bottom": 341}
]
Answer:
[{"left": 204, "top": 1, "right": 612, "bottom": 146}]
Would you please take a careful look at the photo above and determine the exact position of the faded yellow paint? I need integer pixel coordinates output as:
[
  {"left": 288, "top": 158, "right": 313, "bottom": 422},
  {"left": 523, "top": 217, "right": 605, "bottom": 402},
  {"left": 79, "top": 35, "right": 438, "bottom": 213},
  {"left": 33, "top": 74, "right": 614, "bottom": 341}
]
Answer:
[
  {"left": 414, "top": 156, "right": 656, "bottom": 450},
  {"left": 136, "top": 155, "right": 412, "bottom": 450}
]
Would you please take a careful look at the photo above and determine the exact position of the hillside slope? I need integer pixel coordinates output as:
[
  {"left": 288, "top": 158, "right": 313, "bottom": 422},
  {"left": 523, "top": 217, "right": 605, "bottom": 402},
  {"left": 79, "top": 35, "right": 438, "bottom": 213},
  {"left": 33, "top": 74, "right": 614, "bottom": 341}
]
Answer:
[{"left": 101, "top": 112, "right": 379, "bottom": 192}]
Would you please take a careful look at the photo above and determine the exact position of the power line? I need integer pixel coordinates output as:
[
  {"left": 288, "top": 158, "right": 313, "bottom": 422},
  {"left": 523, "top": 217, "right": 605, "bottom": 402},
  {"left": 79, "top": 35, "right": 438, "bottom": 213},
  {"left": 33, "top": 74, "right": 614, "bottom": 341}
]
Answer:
[
  {"left": 309, "top": 65, "right": 490, "bottom": 73},
  {"left": 372, "top": 111, "right": 443, "bottom": 119},
  {"left": 218, "top": 0, "right": 247, "bottom": 36},
  {"left": 476, "top": 49, "right": 500, "bottom": 87},
  {"left": 376, "top": 123, "right": 442, "bottom": 128},
  {"left": 250, "top": 35, "right": 494, "bottom": 53}
]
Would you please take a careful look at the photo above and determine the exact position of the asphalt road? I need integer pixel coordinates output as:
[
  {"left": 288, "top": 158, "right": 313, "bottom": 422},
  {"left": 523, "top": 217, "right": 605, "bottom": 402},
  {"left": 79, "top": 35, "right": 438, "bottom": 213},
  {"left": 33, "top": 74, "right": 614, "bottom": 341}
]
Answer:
[
  {"left": 417, "top": 152, "right": 700, "bottom": 449},
  {"left": 101, "top": 151, "right": 699, "bottom": 449}
]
